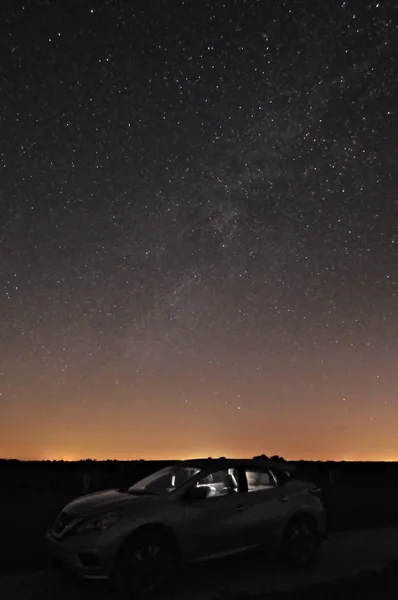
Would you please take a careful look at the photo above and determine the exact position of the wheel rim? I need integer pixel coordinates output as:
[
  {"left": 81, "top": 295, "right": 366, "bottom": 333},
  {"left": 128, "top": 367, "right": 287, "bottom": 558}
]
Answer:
[
  {"left": 127, "top": 539, "right": 171, "bottom": 593},
  {"left": 286, "top": 522, "right": 317, "bottom": 564}
]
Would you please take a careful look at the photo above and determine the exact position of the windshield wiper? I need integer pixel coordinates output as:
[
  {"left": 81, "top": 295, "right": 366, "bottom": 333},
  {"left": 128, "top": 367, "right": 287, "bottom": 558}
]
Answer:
[{"left": 123, "top": 488, "right": 158, "bottom": 495}]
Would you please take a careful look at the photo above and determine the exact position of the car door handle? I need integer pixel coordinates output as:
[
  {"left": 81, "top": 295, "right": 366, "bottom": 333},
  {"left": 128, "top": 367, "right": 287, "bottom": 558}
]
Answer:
[
  {"left": 236, "top": 504, "right": 246, "bottom": 512},
  {"left": 279, "top": 495, "right": 289, "bottom": 502}
]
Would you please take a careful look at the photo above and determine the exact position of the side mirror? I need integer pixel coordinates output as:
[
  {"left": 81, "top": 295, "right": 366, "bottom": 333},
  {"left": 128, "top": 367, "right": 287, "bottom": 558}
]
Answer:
[
  {"left": 185, "top": 485, "right": 210, "bottom": 501},
  {"left": 279, "top": 472, "right": 291, "bottom": 486}
]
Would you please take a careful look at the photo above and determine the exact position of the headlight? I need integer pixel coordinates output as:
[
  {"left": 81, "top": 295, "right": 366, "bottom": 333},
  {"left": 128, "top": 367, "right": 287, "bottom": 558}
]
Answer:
[{"left": 74, "top": 510, "right": 124, "bottom": 534}]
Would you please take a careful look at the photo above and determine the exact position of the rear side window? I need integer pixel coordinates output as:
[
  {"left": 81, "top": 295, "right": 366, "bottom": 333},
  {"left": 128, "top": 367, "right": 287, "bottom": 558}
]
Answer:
[{"left": 245, "top": 468, "right": 276, "bottom": 492}]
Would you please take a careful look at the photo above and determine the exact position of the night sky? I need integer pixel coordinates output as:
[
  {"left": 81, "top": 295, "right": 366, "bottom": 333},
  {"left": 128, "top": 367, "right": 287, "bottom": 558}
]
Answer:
[{"left": 1, "top": 0, "right": 398, "bottom": 462}]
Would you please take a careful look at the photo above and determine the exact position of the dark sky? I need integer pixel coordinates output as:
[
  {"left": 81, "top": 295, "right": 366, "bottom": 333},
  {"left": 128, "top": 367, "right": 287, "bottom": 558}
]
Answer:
[{"left": 1, "top": 0, "right": 398, "bottom": 461}]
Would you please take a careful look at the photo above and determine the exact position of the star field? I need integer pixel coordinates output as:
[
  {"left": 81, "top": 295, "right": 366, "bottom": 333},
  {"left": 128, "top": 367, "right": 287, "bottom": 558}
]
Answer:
[{"left": 1, "top": 0, "right": 398, "bottom": 461}]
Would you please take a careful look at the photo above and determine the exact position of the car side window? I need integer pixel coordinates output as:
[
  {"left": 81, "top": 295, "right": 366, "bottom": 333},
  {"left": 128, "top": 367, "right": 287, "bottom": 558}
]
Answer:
[
  {"left": 245, "top": 468, "right": 276, "bottom": 492},
  {"left": 196, "top": 468, "right": 239, "bottom": 497}
]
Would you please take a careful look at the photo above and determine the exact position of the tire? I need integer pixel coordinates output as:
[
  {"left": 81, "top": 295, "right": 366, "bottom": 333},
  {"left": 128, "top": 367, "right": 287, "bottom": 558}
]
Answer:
[
  {"left": 282, "top": 516, "right": 321, "bottom": 569},
  {"left": 113, "top": 529, "right": 177, "bottom": 599}
]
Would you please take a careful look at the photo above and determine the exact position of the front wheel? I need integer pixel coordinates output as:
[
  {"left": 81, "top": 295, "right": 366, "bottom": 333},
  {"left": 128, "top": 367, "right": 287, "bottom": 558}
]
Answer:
[
  {"left": 282, "top": 517, "right": 321, "bottom": 569},
  {"left": 113, "top": 530, "right": 177, "bottom": 599}
]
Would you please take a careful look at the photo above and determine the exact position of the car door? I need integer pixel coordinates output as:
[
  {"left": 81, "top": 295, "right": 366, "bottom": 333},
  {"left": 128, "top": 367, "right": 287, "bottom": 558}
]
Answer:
[
  {"left": 230, "top": 467, "right": 292, "bottom": 550},
  {"left": 181, "top": 467, "right": 250, "bottom": 560}
]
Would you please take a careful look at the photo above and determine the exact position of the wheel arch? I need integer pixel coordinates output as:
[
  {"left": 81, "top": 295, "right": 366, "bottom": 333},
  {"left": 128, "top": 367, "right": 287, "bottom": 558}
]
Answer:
[
  {"left": 112, "top": 522, "right": 181, "bottom": 573},
  {"left": 283, "top": 511, "right": 320, "bottom": 541}
]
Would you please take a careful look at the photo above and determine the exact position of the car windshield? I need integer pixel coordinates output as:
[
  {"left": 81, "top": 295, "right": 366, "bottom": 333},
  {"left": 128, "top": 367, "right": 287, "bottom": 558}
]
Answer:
[{"left": 128, "top": 464, "right": 201, "bottom": 495}]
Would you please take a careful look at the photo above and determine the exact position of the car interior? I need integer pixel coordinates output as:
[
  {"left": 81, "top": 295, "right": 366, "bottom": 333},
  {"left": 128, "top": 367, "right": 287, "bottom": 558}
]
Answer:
[
  {"left": 193, "top": 466, "right": 282, "bottom": 498},
  {"left": 197, "top": 468, "right": 239, "bottom": 497},
  {"left": 245, "top": 468, "right": 277, "bottom": 492}
]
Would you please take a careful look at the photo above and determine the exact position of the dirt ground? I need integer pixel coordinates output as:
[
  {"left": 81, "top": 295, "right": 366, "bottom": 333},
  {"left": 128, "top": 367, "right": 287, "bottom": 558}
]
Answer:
[
  {"left": 1, "top": 526, "right": 398, "bottom": 599},
  {"left": 3, "top": 484, "right": 398, "bottom": 576},
  {"left": 0, "top": 489, "right": 78, "bottom": 574},
  {"left": 2, "top": 465, "right": 398, "bottom": 598}
]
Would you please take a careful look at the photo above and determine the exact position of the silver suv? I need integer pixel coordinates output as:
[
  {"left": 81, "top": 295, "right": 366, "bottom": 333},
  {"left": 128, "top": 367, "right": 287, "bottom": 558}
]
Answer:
[{"left": 46, "top": 457, "right": 326, "bottom": 597}]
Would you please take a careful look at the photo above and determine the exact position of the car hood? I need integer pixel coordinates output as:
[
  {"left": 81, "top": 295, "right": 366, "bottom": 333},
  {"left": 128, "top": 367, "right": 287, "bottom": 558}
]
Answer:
[{"left": 65, "top": 489, "right": 162, "bottom": 518}]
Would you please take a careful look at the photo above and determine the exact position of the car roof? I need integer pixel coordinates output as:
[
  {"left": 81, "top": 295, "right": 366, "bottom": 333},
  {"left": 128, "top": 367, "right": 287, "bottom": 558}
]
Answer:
[{"left": 179, "top": 457, "right": 296, "bottom": 472}]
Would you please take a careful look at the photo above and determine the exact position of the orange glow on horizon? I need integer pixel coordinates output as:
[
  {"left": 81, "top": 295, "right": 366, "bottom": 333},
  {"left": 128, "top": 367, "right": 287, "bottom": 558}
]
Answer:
[
  {"left": 3, "top": 441, "right": 398, "bottom": 464},
  {"left": 2, "top": 367, "right": 398, "bottom": 464},
  {"left": 2, "top": 1, "right": 398, "bottom": 482}
]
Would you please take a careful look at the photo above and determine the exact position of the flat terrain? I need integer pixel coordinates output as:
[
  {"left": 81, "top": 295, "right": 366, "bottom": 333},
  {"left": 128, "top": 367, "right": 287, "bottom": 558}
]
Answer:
[
  {"left": 3, "top": 483, "right": 398, "bottom": 576},
  {"left": 2, "top": 461, "right": 398, "bottom": 597},
  {"left": 1, "top": 490, "right": 79, "bottom": 574},
  {"left": 1, "top": 527, "right": 398, "bottom": 599}
]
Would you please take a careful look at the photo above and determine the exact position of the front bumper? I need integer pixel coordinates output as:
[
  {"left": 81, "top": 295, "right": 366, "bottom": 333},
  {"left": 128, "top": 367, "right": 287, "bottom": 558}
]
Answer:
[{"left": 45, "top": 530, "right": 114, "bottom": 579}]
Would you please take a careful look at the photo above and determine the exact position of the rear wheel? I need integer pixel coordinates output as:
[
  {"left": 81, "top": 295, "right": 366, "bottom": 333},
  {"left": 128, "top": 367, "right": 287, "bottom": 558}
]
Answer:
[
  {"left": 282, "top": 516, "right": 321, "bottom": 568},
  {"left": 113, "top": 529, "right": 177, "bottom": 599}
]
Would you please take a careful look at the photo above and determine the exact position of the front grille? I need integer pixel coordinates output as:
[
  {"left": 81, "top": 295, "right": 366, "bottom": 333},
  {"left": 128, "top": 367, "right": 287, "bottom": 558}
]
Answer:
[{"left": 52, "top": 511, "right": 80, "bottom": 538}]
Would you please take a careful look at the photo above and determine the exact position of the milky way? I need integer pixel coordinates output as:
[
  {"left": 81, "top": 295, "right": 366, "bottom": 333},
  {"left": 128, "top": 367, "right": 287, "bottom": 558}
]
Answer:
[{"left": 1, "top": 0, "right": 398, "bottom": 461}]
